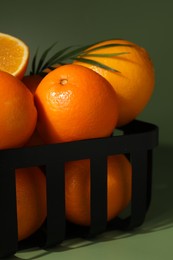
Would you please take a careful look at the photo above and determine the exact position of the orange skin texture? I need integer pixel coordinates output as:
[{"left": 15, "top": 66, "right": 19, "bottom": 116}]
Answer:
[
  {"left": 35, "top": 64, "right": 119, "bottom": 143},
  {"left": 16, "top": 167, "right": 47, "bottom": 241},
  {"left": 74, "top": 39, "right": 155, "bottom": 126},
  {"left": 0, "top": 71, "right": 37, "bottom": 149},
  {"left": 65, "top": 155, "right": 132, "bottom": 226}
]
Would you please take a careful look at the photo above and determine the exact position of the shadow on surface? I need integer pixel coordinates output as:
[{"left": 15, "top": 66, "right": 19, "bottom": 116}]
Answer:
[
  {"left": 14, "top": 144, "right": 173, "bottom": 259},
  {"left": 141, "top": 143, "right": 173, "bottom": 231}
]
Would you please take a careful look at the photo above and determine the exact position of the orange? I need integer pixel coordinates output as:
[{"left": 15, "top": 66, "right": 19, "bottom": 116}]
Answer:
[
  {"left": 0, "top": 71, "right": 37, "bottom": 149},
  {"left": 22, "top": 74, "right": 43, "bottom": 94},
  {"left": 15, "top": 167, "right": 47, "bottom": 241},
  {"left": 65, "top": 155, "right": 132, "bottom": 226},
  {"left": 74, "top": 39, "right": 155, "bottom": 126},
  {"left": 35, "top": 64, "right": 119, "bottom": 143},
  {"left": 0, "top": 32, "right": 29, "bottom": 79}
]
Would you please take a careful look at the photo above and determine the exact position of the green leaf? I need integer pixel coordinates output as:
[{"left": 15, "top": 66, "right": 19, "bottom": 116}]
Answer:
[
  {"left": 74, "top": 57, "right": 120, "bottom": 72},
  {"left": 30, "top": 39, "right": 132, "bottom": 75},
  {"left": 56, "top": 43, "right": 99, "bottom": 61},
  {"left": 57, "top": 41, "right": 131, "bottom": 61},
  {"left": 30, "top": 47, "right": 39, "bottom": 75},
  {"left": 41, "top": 45, "right": 73, "bottom": 70},
  {"left": 80, "top": 51, "right": 129, "bottom": 58},
  {"left": 35, "top": 42, "right": 58, "bottom": 74},
  {"left": 84, "top": 43, "right": 132, "bottom": 53},
  {"left": 59, "top": 43, "right": 131, "bottom": 62}
]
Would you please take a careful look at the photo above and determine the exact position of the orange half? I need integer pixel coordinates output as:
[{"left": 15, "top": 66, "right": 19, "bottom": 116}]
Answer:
[{"left": 0, "top": 32, "right": 29, "bottom": 79}]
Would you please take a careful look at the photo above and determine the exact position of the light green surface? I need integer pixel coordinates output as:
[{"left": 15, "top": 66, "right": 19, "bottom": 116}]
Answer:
[
  {"left": 14, "top": 226, "right": 173, "bottom": 260},
  {"left": 15, "top": 227, "right": 173, "bottom": 260},
  {"left": 1, "top": 0, "right": 173, "bottom": 259}
]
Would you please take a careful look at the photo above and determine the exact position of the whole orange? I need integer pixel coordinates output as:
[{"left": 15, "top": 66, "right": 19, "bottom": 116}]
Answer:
[
  {"left": 16, "top": 167, "right": 47, "bottom": 241},
  {"left": 74, "top": 39, "right": 155, "bottom": 126},
  {"left": 35, "top": 64, "right": 119, "bottom": 143},
  {"left": 0, "top": 71, "right": 37, "bottom": 149},
  {"left": 65, "top": 155, "right": 132, "bottom": 226}
]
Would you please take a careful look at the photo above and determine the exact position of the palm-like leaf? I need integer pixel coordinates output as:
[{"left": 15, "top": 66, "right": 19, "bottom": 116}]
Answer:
[
  {"left": 74, "top": 57, "right": 120, "bottom": 72},
  {"left": 30, "top": 40, "right": 132, "bottom": 75}
]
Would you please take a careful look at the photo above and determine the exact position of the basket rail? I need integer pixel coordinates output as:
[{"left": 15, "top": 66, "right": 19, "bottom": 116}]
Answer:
[{"left": 0, "top": 120, "right": 159, "bottom": 258}]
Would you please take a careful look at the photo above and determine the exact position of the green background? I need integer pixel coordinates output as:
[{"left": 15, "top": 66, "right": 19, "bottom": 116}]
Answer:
[{"left": 1, "top": 0, "right": 173, "bottom": 259}]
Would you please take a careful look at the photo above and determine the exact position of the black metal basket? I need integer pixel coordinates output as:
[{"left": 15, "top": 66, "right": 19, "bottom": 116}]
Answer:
[{"left": 0, "top": 119, "right": 159, "bottom": 258}]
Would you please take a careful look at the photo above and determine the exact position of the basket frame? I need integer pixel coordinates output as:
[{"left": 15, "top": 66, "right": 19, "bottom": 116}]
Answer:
[{"left": 0, "top": 120, "right": 159, "bottom": 258}]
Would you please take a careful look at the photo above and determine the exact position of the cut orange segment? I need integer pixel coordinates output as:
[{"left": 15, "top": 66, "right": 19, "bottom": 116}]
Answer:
[{"left": 0, "top": 32, "right": 29, "bottom": 79}]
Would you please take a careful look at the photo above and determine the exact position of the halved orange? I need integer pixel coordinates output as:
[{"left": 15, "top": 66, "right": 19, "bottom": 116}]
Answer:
[{"left": 0, "top": 32, "right": 29, "bottom": 79}]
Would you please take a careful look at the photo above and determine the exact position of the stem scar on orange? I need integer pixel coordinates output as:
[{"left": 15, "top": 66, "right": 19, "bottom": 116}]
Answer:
[{"left": 34, "top": 64, "right": 119, "bottom": 143}]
